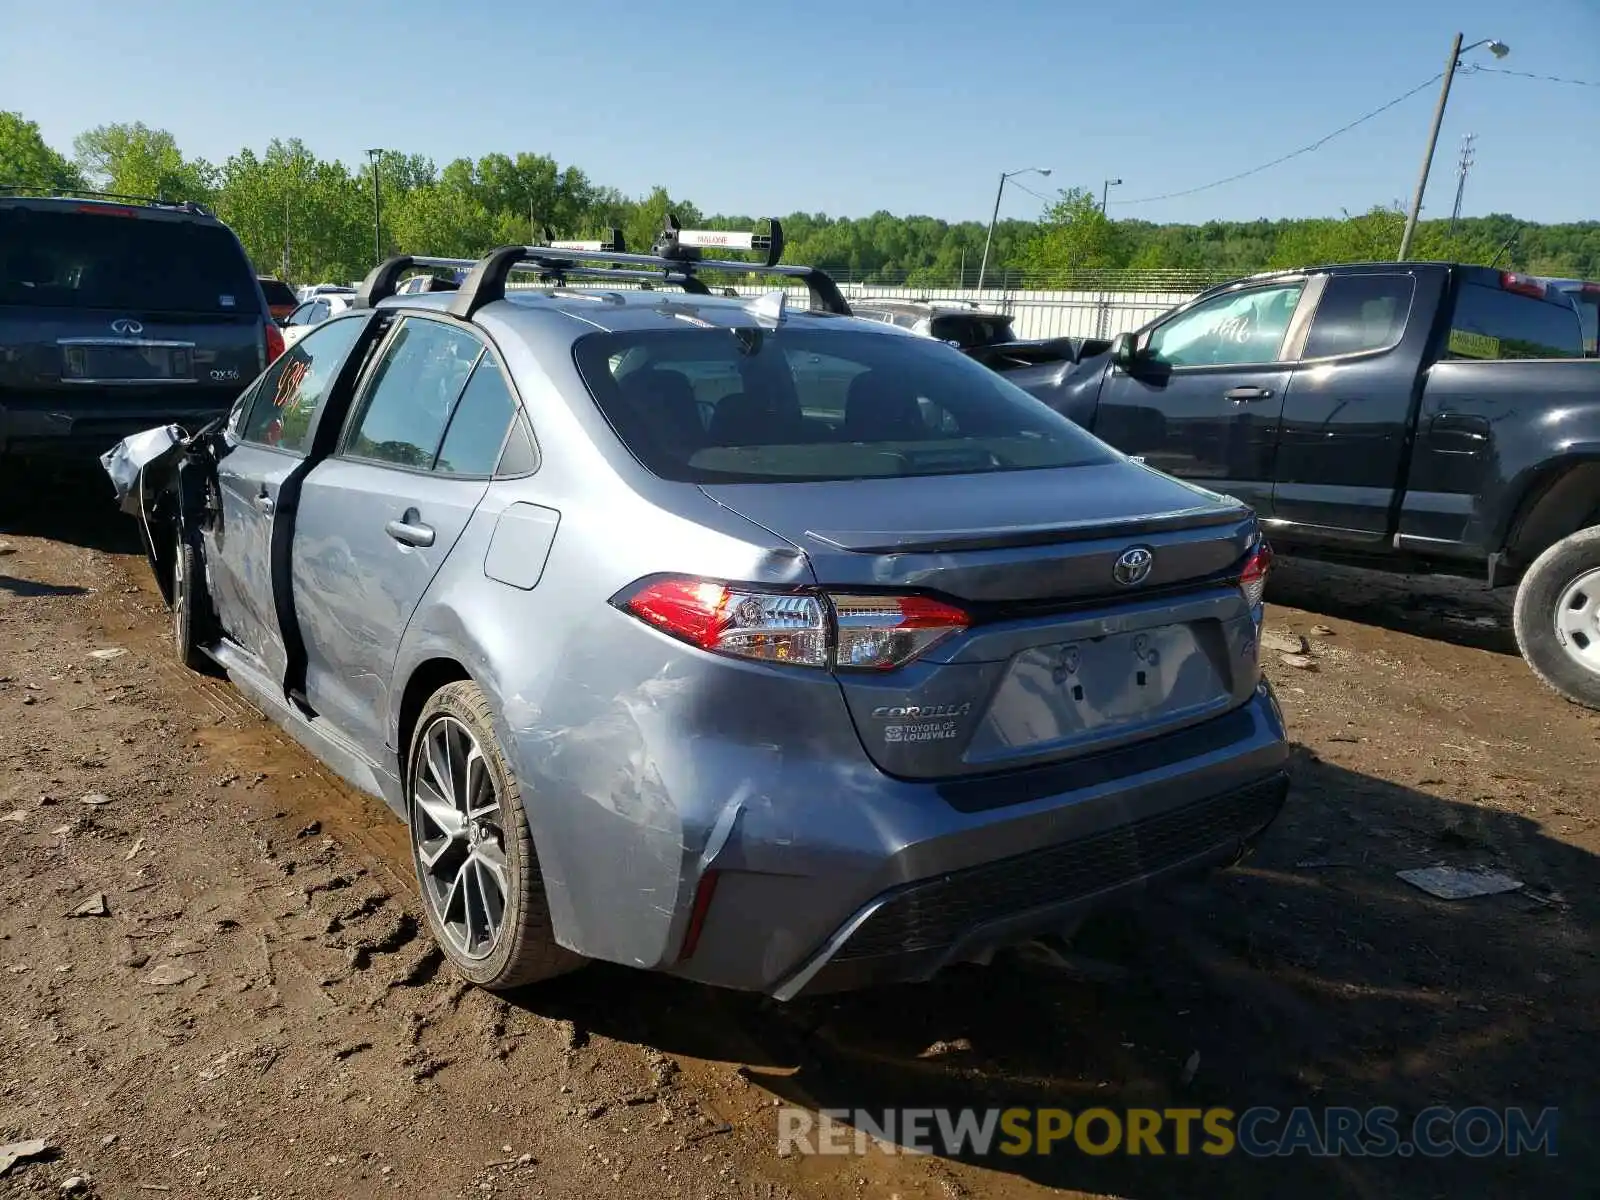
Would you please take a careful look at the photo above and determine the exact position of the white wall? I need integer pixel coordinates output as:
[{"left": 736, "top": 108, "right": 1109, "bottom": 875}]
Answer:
[{"left": 505, "top": 279, "right": 1200, "bottom": 340}]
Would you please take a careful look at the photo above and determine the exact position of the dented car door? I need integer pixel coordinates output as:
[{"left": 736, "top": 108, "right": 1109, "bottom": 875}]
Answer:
[{"left": 204, "top": 315, "right": 371, "bottom": 684}]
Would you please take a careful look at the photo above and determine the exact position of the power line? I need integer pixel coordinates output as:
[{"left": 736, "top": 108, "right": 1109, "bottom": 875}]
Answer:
[
  {"left": 1112, "top": 73, "right": 1445, "bottom": 206},
  {"left": 1467, "top": 65, "right": 1600, "bottom": 89},
  {"left": 1007, "top": 178, "right": 1056, "bottom": 205}
]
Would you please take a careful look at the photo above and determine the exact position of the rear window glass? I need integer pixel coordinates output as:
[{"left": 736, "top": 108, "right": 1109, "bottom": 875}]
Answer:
[
  {"left": 930, "top": 314, "right": 1016, "bottom": 347},
  {"left": 1303, "top": 273, "right": 1415, "bottom": 358},
  {"left": 0, "top": 208, "right": 258, "bottom": 315},
  {"left": 258, "top": 279, "right": 297, "bottom": 307},
  {"left": 572, "top": 327, "right": 1114, "bottom": 483},
  {"left": 1446, "top": 282, "right": 1582, "bottom": 360}
]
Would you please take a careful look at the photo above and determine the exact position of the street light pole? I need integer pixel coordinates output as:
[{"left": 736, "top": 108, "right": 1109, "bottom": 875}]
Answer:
[
  {"left": 366, "top": 147, "right": 384, "bottom": 266},
  {"left": 1101, "top": 177, "right": 1122, "bottom": 212},
  {"left": 977, "top": 166, "right": 1051, "bottom": 291},
  {"left": 1397, "top": 34, "right": 1509, "bottom": 261}
]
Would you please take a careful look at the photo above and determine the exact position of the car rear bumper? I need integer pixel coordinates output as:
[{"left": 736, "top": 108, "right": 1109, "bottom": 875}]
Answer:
[
  {"left": 775, "top": 770, "right": 1287, "bottom": 997},
  {"left": 645, "top": 681, "right": 1290, "bottom": 998},
  {"left": 0, "top": 394, "right": 232, "bottom": 460}
]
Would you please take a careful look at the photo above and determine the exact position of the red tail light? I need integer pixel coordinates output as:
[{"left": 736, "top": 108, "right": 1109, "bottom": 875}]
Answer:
[
  {"left": 1239, "top": 541, "right": 1273, "bottom": 609},
  {"left": 264, "top": 320, "right": 285, "bottom": 367},
  {"left": 1500, "top": 272, "right": 1548, "bottom": 300},
  {"left": 616, "top": 576, "right": 969, "bottom": 671}
]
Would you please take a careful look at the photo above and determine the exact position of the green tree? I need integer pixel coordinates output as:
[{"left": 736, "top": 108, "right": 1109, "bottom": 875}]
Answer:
[
  {"left": 73, "top": 122, "right": 212, "bottom": 201},
  {"left": 0, "top": 111, "right": 83, "bottom": 190},
  {"left": 1022, "top": 187, "right": 1129, "bottom": 278}
]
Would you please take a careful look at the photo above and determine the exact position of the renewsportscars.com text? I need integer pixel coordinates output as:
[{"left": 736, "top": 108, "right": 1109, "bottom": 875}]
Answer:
[{"left": 778, "top": 1105, "right": 1559, "bottom": 1159}]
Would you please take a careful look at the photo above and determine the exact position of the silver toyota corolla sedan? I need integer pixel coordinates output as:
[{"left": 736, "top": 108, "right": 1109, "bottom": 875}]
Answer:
[{"left": 106, "top": 226, "right": 1289, "bottom": 999}]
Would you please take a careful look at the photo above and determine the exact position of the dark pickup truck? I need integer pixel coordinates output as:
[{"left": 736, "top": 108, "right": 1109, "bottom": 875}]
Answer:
[{"left": 1008, "top": 262, "right": 1600, "bottom": 710}]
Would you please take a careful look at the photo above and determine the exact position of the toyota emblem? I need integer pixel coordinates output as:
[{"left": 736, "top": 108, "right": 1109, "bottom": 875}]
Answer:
[
  {"left": 110, "top": 318, "right": 144, "bottom": 336},
  {"left": 1112, "top": 546, "right": 1154, "bottom": 587}
]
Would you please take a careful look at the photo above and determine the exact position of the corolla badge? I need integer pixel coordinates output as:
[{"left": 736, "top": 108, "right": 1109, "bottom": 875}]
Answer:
[
  {"left": 1112, "top": 546, "right": 1155, "bottom": 586},
  {"left": 110, "top": 318, "right": 144, "bottom": 336}
]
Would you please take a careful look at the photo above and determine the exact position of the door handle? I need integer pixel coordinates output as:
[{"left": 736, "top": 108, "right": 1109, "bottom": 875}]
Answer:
[
  {"left": 385, "top": 516, "right": 436, "bottom": 548},
  {"left": 1224, "top": 386, "right": 1273, "bottom": 403},
  {"left": 253, "top": 492, "right": 275, "bottom": 515}
]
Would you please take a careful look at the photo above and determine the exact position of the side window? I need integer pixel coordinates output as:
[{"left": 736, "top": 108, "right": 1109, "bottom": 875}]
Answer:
[
  {"left": 1145, "top": 283, "right": 1305, "bottom": 368},
  {"left": 310, "top": 300, "right": 330, "bottom": 323},
  {"left": 343, "top": 317, "right": 482, "bottom": 470},
  {"left": 435, "top": 350, "right": 519, "bottom": 476},
  {"left": 239, "top": 315, "right": 368, "bottom": 454},
  {"left": 496, "top": 417, "right": 539, "bottom": 477},
  {"left": 1302, "top": 274, "right": 1416, "bottom": 359},
  {"left": 1447, "top": 283, "right": 1583, "bottom": 361},
  {"left": 286, "top": 303, "right": 311, "bottom": 326}
]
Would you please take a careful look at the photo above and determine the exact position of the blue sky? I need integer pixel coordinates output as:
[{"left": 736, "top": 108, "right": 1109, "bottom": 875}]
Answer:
[{"left": 2, "top": 0, "right": 1596, "bottom": 224}]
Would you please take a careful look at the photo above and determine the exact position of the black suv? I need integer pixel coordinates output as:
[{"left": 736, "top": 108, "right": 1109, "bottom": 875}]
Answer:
[{"left": 0, "top": 189, "right": 279, "bottom": 465}]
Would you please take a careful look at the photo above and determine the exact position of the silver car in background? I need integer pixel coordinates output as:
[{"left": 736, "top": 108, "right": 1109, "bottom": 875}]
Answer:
[{"left": 108, "top": 221, "right": 1289, "bottom": 998}]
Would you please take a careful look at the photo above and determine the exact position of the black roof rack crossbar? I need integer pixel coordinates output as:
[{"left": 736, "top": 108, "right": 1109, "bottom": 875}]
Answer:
[
  {"left": 446, "top": 244, "right": 850, "bottom": 321},
  {"left": 354, "top": 255, "right": 431, "bottom": 309},
  {"left": 356, "top": 253, "right": 717, "bottom": 309},
  {"left": 0, "top": 184, "right": 213, "bottom": 215}
]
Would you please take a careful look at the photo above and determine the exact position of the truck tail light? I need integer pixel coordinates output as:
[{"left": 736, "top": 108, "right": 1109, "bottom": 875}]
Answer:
[
  {"left": 615, "top": 577, "right": 969, "bottom": 672},
  {"left": 1239, "top": 541, "right": 1274, "bottom": 609},
  {"left": 1499, "top": 272, "right": 1548, "bottom": 300}
]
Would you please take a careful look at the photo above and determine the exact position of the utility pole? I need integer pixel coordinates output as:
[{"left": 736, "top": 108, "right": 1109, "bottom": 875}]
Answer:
[
  {"left": 1449, "top": 133, "right": 1476, "bottom": 234},
  {"left": 1398, "top": 33, "right": 1508, "bottom": 260},
  {"left": 366, "top": 147, "right": 384, "bottom": 266},
  {"left": 977, "top": 166, "right": 1050, "bottom": 291},
  {"left": 1101, "top": 177, "right": 1122, "bottom": 212}
]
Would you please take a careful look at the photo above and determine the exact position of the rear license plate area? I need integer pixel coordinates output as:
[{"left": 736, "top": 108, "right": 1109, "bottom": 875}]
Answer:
[
  {"left": 63, "top": 344, "right": 190, "bottom": 382},
  {"left": 974, "top": 623, "right": 1229, "bottom": 753}
]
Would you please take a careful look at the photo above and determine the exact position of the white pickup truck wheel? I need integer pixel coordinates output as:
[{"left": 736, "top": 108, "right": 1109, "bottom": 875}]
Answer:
[{"left": 1514, "top": 524, "right": 1600, "bottom": 710}]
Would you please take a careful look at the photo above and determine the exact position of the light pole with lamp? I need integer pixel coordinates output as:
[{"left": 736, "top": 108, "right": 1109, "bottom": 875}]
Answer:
[
  {"left": 1396, "top": 34, "right": 1509, "bottom": 260},
  {"left": 1101, "top": 177, "right": 1122, "bottom": 212},
  {"left": 366, "top": 147, "right": 385, "bottom": 267},
  {"left": 977, "top": 166, "right": 1050, "bottom": 290}
]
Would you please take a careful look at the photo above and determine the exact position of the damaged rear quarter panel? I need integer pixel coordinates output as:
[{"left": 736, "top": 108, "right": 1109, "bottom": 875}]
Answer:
[{"left": 388, "top": 466, "right": 873, "bottom": 972}]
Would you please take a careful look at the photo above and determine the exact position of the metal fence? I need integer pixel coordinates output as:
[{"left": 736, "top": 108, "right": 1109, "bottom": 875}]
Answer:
[
  {"left": 835, "top": 284, "right": 1200, "bottom": 340},
  {"left": 504, "top": 278, "right": 1200, "bottom": 339}
]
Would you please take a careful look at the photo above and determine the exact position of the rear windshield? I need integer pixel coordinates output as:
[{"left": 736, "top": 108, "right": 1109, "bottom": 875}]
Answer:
[
  {"left": 929, "top": 313, "right": 1016, "bottom": 347},
  {"left": 259, "top": 279, "right": 298, "bottom": 307},
  {"left": 0, "top": 208, "right": 259, "bottom": 315},
  {"left": 1445, "top": 282, "right": 1582, "bottom": 360},
  {"left": 572, "top": 326, "right": 1114, "bottom": 483}
]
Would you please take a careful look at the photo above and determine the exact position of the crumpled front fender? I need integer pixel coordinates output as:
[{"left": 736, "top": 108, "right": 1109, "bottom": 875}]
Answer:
[{"left": 100, "top": 423, "right": 221, "bottom": 606}]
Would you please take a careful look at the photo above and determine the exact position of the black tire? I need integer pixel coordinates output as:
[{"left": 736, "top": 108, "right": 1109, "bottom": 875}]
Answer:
[
  {"left": 171, "top": 527, "right": 212, "bottom": 672},
  {"left": 1512, "top": 524, "right": 1600, "bottom": 711},
  {"left": 406, "top": 680, "right": 585, "bottom": 990}
]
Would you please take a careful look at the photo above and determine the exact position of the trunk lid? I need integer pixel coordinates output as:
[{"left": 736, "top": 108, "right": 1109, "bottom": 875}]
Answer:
[{"left": 702, "top": 463, "right": 1264, "bottom": 780}]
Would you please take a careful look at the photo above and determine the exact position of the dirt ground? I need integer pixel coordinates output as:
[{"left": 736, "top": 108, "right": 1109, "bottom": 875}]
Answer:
[{"left": 1, "top": 483, "right": 1596, "bottom": 1200}]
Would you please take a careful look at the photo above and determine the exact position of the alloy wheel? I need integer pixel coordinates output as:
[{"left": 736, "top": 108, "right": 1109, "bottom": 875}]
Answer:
[{"left": 411, "top": 715, "right": 511, "bottom": 961}]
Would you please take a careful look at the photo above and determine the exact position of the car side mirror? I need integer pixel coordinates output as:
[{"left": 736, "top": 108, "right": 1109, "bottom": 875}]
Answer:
[{"left": 1110, "top": 331, "right": 1138, "bottom": 370}]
